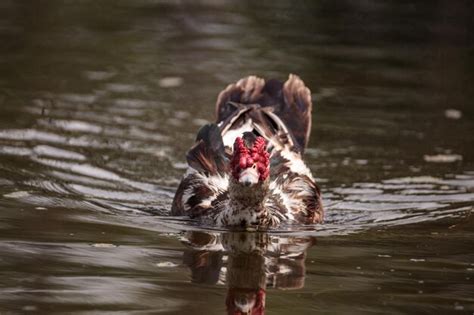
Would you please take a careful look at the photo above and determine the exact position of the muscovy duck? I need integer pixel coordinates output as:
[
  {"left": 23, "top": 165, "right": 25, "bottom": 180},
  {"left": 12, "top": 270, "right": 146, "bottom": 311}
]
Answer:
[{"left": 172, "top": 74, "right": 323, "bottom": 227}]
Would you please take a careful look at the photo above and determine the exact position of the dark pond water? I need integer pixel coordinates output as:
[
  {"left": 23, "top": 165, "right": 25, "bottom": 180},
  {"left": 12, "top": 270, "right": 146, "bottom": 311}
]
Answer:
[{"left": 1, "top": 1, "right": 473, "bottom": 314}]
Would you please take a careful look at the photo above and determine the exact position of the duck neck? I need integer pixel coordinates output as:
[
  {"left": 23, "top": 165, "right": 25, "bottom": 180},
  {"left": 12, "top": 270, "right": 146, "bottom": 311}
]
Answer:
[
  {"left": 219, "top": 179, "right": 269, "bottom": 227},
  {"left": 229, "top": 179, "right": 269, "bottom": 209}
]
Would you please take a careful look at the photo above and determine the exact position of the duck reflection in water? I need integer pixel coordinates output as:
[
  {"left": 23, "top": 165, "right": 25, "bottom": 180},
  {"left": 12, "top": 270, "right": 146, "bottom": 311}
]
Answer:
[{"left": 181, "top": 231, "right": 316, "bottom": 314}]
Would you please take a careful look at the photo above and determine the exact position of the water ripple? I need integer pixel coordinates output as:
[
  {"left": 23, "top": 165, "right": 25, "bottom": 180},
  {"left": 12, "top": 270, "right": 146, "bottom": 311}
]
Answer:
[{"left": 33, "top": 145, "right": 86, "bottom": 161}]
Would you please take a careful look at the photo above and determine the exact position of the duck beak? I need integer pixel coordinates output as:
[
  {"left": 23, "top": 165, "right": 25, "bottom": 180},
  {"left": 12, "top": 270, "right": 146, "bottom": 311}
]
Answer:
[{"left": 238, "top": 167, "right": 259, "bottom": 187}]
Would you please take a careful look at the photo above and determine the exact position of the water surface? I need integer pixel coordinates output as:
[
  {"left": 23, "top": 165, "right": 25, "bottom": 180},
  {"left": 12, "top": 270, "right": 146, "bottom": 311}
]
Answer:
[{"left": 0, "top": 1, "right": 473, "bottom": 314}]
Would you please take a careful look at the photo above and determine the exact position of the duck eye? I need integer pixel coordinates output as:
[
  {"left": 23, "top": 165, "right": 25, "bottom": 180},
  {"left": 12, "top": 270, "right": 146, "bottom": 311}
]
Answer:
[{"left": 252, "top": 164, "right": 257, "bottom": 169}]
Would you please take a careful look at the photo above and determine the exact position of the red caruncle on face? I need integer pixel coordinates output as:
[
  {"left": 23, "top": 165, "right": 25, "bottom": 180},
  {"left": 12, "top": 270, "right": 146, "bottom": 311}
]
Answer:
[{"left": 230, "top": 136, "right": 270, "bottom": 182}]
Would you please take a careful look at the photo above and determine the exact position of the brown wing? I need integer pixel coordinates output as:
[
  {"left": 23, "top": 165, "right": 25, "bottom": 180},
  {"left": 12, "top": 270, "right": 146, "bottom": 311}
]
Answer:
[
  {"left": 268, "top": 152, "right": 323, "bottom": 224},
  {"left": 186, "top": 124, "right": 228, "bottom": 174},
  {"left": 281, "top": 74, "right": 313, "bottom": 152},
  {"left": 171, "top": 171, "right": 229, "bottom": 217},
  {"left": 173, "top": 124, "right": 227, "bottom": 216},
  {"left": 215, "top": 74, "right": 313, "bottom": 153},
  {"left": 215, "top": 76, "right": 265, "bottom": 123}
]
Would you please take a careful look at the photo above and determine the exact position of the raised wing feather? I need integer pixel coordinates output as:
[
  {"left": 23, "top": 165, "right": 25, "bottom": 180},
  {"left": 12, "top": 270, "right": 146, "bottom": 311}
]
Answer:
[{"left": 215, "top": 74, "right": 314, "bottom": 153}]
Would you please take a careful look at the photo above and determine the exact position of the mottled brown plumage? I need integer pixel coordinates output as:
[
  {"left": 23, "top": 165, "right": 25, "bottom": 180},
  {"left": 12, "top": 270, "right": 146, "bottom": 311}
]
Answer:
[
  {"left": 216, "top": 74, "right": 313, "bottom": 153},
  {"left": 171, "top": 74, "right": 323, "bottom": 227}
]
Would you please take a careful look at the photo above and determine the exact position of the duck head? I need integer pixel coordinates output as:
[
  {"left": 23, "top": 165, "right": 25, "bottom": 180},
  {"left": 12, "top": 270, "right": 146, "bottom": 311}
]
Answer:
[
  {"left": 226, "top": 133, "right": 271, "bottom": 226},
  {"left": 230, "top": 134, "right": 270, "bottom": 187}
]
